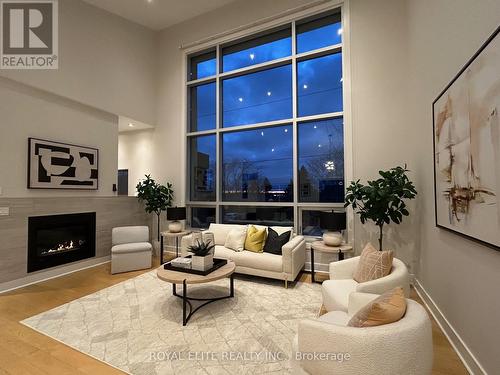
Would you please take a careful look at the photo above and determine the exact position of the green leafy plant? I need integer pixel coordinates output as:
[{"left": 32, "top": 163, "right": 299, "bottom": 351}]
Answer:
[
  {"left": 344, "top": 165, "right": 417, "bottom": 251},
  {"left": 188, "top": 240, "right": 215, "bottom": 257},
  {"left": 136, "top": 175, "right": 174, "bottom": 241}
]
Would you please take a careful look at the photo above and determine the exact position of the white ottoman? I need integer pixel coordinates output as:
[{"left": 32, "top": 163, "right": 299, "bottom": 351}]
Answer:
[{"left": 111, "top": 226, "right": 152, "bottom": 274}]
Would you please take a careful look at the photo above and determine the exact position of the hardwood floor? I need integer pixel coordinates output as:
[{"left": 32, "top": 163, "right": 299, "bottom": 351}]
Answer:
[{"left": 0, "top": 258, "right": 468, "bottom": 375}]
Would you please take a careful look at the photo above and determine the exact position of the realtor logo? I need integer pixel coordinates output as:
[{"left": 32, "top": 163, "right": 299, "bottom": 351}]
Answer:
[{"left": 1, "top": 0, "right": 58, "bottom": 69}]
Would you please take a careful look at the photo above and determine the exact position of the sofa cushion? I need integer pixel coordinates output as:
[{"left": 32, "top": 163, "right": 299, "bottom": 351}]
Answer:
[
  {"left": 322, "top": 279, "right": 358, "bottom": 312},
  {"left": 263, "top": 227, "right": 291, "bottom": 255},
  {"left": 353, "top": 243, "right": 393, "bottom": 283},
  {"left": 318, "top": 311, "right": 350, "bottom": 326},
  {"left": 230, "top": 250, "right": 283, "bottom": 273},
  {"left": 348, "top": 287, "right": 407, "bottom": 327},
  {"left": 111, "top": 242, "right": 152, "bottom": 254},
  {"left": 244, "top": 225, "right": 267, "bottom": 252},
  {"left": 214, "top": 245, "right": 236, "bottom": 260},
  {"left": 208, "top": 223, "right": 247, "bottom": 245}
]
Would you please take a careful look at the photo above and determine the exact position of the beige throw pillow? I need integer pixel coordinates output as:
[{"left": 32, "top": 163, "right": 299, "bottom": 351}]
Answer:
[
  {"left": 353, "top": 243, "right": 393, "bottom": 283},
  {"left": 347, "top": 287, "right": 407, "bottom": 327},
  {"left": 224, "top": 226, "right": 247, "bottom": 252}
]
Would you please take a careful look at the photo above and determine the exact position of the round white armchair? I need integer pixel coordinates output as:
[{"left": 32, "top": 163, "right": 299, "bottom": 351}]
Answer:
[{"left": 292, "top": 292, "right": 433, "bottom": 375}]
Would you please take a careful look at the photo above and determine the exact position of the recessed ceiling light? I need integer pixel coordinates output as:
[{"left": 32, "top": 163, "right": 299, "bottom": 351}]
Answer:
[
  {"left": 303, "top": 84, "right": 308, "bottom": 89},
  {"left": 267, "top": 91, "right": 272, "bottom": 96},
  {"left": 261, "top": 131, "right": 264, "bottom": 136},
  {"left": 284, "top": 129, "right": 288, "bottom": 133},
  {"left": 249, "top": 53, "right": 255, "bottom": 60},
  {"left": 238, "top": 97, "right": 243, "bottom": 102},
  {"left": 128, "top": 123, "right": 134, "bottom": 127},
  {"left": 271, "top": 148, "right": 275, "bottom": 152}
]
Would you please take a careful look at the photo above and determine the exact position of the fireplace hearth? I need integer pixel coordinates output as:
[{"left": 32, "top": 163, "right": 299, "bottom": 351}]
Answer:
[{"left": 28, "top": 212, "right": 96, "bottom": 273}]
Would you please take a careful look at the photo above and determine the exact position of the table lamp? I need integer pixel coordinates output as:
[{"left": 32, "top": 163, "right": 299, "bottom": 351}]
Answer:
[
  {"left": 320, "top": 211, "right": 346, "bottom": 246},
  {"left": 167, "top": 207, "right": 186, "bottom": 233}
]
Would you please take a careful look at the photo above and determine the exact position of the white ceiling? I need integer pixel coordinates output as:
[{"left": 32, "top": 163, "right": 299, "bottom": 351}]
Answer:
[
  {"left": 119, "top": 116, "right": 154, "bottom": 133},
  {"left": 82, "top": 0, "right": 237, "bottom": 30}
]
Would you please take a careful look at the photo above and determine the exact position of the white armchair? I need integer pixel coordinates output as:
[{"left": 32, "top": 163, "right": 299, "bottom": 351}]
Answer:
[
  {"left": 322, "top": 256, "right": 410, "bottom": 312},
  {"left": 111, "top": 226, "right": 152, "bottom": 274},
  {"left": 292, "top": 292, "right": 433, "bottom": 375}
]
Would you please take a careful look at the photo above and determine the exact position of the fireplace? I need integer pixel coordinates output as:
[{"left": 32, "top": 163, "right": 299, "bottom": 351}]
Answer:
[{"left": 28, "top": 212, "right": 96, "bottom": 273}]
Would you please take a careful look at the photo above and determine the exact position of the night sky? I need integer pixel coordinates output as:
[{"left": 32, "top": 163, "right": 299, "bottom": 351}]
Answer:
[{"left": 190, "top": 18, "right": 344, "bottom": 201}]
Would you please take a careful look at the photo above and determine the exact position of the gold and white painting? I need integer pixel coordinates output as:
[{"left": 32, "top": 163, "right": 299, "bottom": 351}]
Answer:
[{"left": 433, "top": 26, "right": 500, "bottom": 249}]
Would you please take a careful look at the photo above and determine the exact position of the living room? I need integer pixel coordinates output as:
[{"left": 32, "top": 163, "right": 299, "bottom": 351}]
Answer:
[{"left": 0, "top": 0, "right": 499, "bottom": 374}]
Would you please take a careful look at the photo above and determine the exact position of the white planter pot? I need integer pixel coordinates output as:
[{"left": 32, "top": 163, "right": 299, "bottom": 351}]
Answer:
[{"left": 191, "top": 254, "right": 214, "bottom": 271}]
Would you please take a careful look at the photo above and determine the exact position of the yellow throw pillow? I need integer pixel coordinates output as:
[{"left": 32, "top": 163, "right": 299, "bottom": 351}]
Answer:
[
  {"left": 244, "top": 225, "right": 267, "bottom": 252},
  {"left": 353, "top": 243, "right": 393, "bottom": 283},
  {"left": 347, "top": 287, "right": 407, "bottom": 327}
]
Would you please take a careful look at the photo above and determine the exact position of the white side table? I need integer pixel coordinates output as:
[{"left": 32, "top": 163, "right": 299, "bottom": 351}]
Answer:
[{"left": 310, "top": 241, "right": 353, "bottom": 283}]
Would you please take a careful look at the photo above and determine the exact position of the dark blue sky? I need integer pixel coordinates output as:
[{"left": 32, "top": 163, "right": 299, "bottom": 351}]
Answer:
[{"left": 190, "top": 17, "right": 344, "bottom": 200}]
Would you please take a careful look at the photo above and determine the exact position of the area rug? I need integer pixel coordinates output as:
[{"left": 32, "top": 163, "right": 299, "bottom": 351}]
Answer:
[{"left": 21, "top": 270, "right": 322, "bottom": 374}]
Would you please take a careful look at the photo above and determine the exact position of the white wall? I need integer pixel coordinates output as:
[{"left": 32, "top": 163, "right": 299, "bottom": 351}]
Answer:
[
  {"left": 0, "top": 0, "right": 157, "bottom": 125},
  {"left": 118, "top": 129, "right": 156, "bottom": 195},
  {"left": 349, "top": 0, "right": 420, "bottom": 271},
  {"left": 408, "top": 0, "right": 500, "bottom": 373},
  {"left": 0, "top": 77, "right": 118, "bottom": 197}
]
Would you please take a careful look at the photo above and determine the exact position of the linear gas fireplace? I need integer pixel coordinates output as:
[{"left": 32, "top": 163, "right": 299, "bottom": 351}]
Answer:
[{"left": 28, "top": 212, "right": 96, "bottom": 273}]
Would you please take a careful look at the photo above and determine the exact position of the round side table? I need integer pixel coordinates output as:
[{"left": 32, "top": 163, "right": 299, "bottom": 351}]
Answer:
[{"left": 310, "top": 241, "right": 353, "bottom": 283}]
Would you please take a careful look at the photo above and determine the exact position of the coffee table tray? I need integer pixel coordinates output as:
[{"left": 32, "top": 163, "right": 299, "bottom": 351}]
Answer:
[{"left": 163, "top": 256, "right": 228, "bottom": 276}]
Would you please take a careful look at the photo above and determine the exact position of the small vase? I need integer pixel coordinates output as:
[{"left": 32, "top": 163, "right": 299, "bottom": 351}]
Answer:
[{"left": 191, "top": 254, "right": 214, "bottom": 271}]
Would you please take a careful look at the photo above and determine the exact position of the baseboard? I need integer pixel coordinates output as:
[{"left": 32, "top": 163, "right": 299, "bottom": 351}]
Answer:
[
  {"left": 0, "top": 256, "right": 111, "bottom": 294},
  {"left": 414, "top": 279, "right": 486, "bottom": 375}
]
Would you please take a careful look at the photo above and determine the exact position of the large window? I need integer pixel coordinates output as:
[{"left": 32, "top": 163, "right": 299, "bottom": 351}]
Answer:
[
  {"left": 222, "top": 125, "right": 293, "bottom": 202},
  {"left": 186, "top": 8, "right": 346, "bottom": 232}
]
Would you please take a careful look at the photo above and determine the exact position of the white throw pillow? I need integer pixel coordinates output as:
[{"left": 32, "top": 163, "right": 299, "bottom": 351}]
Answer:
[{"left": 224, "top": 226, "right": 247, "bottom": 252}]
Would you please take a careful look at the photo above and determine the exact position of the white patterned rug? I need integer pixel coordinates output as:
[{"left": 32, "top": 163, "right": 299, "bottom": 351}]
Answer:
[{"left": 21, "top": 270, "right": 322, "bottom": 374}]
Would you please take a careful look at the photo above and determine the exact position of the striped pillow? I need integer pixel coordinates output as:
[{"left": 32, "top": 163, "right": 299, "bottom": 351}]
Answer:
[{"left": 353, "top": 243, "right": 393, "bottom": 283}]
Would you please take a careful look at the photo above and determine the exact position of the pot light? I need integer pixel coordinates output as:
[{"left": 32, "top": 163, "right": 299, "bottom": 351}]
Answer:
[
  {"left": 267, "top": 91, "right": 272, "bottom": 96},
  {"left": 249, "top": 53, "right": 255, "bottom": 60},
  {"left": 284, "top": 129, "right": 288, "bottom": 133},
  {"left": 303, "top": 84, "right": 308, "bottom": 89},
  {"left": 325, "top": 160, "right": 335, "bottom": 171},
  {"left": 271, "top": 148, "right": 275, "bottom": 152},
  {"left": 238, "top": 97, "right": 243, "bottom": 102},
  {"left": 128, "top": 123, "right": 134, "bottom": 127}
]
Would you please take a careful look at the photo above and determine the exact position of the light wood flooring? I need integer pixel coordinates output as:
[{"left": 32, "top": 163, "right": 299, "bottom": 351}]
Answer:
[{"left": 0, "top": 257, "right": 468, "bottom": 375}]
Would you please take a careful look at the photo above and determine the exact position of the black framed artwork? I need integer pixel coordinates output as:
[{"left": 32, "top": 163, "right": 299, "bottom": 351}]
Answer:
[
  {"left": 28, "top": 138, "right": 99, "bottom": 190},
  {"left": 433, "top": 25, "right": 500, "bottom": 250}
]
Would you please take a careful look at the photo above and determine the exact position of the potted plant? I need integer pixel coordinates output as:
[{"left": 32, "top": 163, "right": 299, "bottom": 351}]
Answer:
[
  {"left": 188, "top": 240, "right": 215, "bottom": 271},
  {"left": 136, "top": 175, "right": 174, "bottom": 243},
  {"left": 344, "top": 165, "right": 417, "bottom": 251}
]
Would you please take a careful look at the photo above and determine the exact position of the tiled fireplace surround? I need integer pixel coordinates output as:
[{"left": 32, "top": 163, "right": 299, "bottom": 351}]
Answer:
[{"left": 0, "top": 196, "right": 149, "bottom": 291}]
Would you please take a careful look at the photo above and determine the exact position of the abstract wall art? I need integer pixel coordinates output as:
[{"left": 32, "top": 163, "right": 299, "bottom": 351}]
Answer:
[
  {"left": 433, "top": 26, "right": 500, "bottom": 249},
  {"left": 28, "top": 138, "right": 99, "bottom": 190}
]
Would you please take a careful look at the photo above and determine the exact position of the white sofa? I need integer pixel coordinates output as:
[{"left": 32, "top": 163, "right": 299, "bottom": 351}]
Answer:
[
  {"left": 292, "top": 292, "right": 433, "bottom": 375},
  {"left": 111, "top": 226, "right": 152, "bottom": 274},
  {"left": 181, "top": 223, "right": 306, "bottom": 287},
  {"left": 322, "top": 255, "right": 410, "bottom": 312}
]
